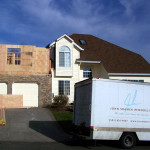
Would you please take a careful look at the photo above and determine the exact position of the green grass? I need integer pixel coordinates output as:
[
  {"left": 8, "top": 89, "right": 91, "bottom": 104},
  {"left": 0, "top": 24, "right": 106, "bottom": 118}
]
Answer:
[
  {"left": 53, "top": 111, "right": 73, "bottom": 121},
  {"left": 52, "top": 111, "right": 73, "bottom": 133}
]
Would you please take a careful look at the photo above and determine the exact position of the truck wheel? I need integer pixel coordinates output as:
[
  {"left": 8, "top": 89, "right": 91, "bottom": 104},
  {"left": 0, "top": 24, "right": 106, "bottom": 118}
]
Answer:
[{"left": 120, "top": 133, "right": 136, "bottom": 149}]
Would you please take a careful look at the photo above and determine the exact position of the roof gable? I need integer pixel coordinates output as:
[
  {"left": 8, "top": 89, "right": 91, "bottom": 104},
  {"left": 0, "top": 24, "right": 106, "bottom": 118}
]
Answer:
[{"left": 49, "top": 34, "right": 84, "bottom": 51}]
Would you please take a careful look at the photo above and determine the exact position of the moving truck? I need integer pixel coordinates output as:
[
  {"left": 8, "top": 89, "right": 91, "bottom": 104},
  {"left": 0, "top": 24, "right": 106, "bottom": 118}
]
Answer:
[{"left": 73, "top": 78, "right": 150, "bottom": 149}]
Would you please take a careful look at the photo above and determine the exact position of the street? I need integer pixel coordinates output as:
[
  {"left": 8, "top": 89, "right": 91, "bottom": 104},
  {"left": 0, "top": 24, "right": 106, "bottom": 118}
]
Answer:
[
  {"left": 0, "top": 140, "right": 150, "bottom": 150},
  {"left": 1, "top": 108, "right": 150, "bottom": 150}
]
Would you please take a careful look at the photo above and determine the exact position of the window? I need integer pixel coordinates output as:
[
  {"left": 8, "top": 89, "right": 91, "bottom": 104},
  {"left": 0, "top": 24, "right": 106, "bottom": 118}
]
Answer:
[
  {"left": 7, "top": 48, "right": 21, "bottom": 65},
  {"left": 79, "top": 39, "right": 87, "bottom": 45},
  {"left": 59, "top": 80, "right": 70, "bottom": 95},
  {"left": 83, "top": 67, "right": 92, "bottom": 78},
  {"left": 59, "top": 46, "right": 70, "bottom": 67}
]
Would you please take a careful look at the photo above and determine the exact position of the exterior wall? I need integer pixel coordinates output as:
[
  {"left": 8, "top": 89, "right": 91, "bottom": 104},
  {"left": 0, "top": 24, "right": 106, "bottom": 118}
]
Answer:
[
  {"left": 109, "top": 75, "right": 150, "bottom": 83},
  {"left": 52, "top": 62, "right": 109, "bottom": 103},
  {"left": 35, "top": 47, "right": 50, "bottom": 74},
  {"left": 0, "top": 94, "right": 23, "bottom": 108},
  {"left": 52, "top": 37, "right": 81, "bottom": 103},
  {"left": 51, "top": 37, "right": 109, "bottom": 103},
  {"left": 55, "top": 37, "right": 73, "bottom": 76},
  {"left": 51, "top": 36, "right": 150, "bottom": 104},
  {"left": 80, "top": 63, "right": 109, "bottom": 81},
  {"left": 0, "top": 45, "right": 50, "bottom": 75},
  {"left": 0, "top": 75, "right": 52, "bottom": 107}
]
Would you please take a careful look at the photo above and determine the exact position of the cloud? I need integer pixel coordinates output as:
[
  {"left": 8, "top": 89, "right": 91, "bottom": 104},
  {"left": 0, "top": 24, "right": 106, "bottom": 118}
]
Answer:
[{"left": 0, "top": 0, "right": 150, "bottom": 62}]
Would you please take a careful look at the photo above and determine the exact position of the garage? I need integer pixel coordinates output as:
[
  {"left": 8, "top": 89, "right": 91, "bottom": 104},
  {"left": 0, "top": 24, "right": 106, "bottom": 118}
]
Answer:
[
  {"left": 0, "top": 83, "right": 7, "bottom": 94},
  {"left": 12, "top": 83, "right": 39, "bottom": 107}
]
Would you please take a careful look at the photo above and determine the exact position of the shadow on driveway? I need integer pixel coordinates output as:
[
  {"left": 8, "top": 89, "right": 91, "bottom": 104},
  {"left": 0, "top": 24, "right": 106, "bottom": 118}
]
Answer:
[{"left": 29, "top": 121, "right": 71, "bottom": 142}]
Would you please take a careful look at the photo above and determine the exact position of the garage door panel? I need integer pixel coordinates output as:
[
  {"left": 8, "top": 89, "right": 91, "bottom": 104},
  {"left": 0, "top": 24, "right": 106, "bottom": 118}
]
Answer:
[
  {"left": 12, "top": 83, "right": 39, "bottom": 107},
  {"left": 0, "top": 83, "right": 7, "bottom": 94},
  {"left": 23, "top": 100, "right": 37, "bottom": 106}
]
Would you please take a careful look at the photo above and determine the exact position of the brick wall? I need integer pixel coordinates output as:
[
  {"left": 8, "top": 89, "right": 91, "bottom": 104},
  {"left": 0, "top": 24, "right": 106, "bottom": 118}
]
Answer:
[{"left": 0, "top": 75, "right": 52, "bottom": 107}]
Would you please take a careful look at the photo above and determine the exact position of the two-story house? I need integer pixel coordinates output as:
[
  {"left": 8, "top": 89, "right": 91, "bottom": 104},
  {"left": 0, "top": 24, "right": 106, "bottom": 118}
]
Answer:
[
  {"left": 0, "top": 44, "right": 51, "bottom": 108},
  {"left": 49, "top": 34, "right": 150, "bottom": 103},
  {"left": 0, "top": 33, "right": 150, "bottom": 107}
]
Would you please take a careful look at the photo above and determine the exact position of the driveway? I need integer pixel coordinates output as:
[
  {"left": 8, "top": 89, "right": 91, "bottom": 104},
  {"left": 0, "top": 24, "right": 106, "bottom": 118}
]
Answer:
[{"left": 0, "top": 108, "right": 70, "bottom": 142}]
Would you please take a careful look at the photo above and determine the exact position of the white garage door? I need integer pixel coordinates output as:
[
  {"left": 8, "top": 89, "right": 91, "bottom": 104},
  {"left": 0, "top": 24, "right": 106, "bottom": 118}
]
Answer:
[
  {"left": 0, "top": 83, "right": 7, "bottom": 94},
  {"left": 12, "top": 83, "right": 39, "bottom": 107}
]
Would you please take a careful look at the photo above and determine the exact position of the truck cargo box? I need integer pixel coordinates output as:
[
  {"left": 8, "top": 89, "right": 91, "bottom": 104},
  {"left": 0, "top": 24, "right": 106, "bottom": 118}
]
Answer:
[{"left": 73, "top": 78, "right": 150, "bottom": 148}]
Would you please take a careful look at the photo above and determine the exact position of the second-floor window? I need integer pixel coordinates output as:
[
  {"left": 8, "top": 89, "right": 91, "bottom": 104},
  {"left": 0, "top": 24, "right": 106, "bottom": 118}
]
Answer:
[
  {"left": 59, "top": 46, "right": 71, "bottom": 67},
  {"left": 7, "top": 48, "right": 21, "bottom": 65}
]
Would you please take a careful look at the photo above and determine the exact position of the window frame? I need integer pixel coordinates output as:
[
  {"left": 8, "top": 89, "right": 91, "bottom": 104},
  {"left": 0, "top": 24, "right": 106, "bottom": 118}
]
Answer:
[
  {"left": 7, "top": 48, "right": 21, "bottom": 65},
  {"left": 83, "top": 67, "right": 92, "bottom": 78},
  {"left": 59, "top": 46, "right": 71, "bottom": 67},
  {"left": 79, "top": 39, "right": 87, "bottom": 45},
  {"left": 58, "top": 80, "right": 70, "bottom": 95}
]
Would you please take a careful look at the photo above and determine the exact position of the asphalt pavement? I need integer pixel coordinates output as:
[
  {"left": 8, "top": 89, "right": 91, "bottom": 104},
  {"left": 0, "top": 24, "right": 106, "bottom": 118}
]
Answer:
[
  {"left": 0, "top": 140, "right": 150, "bottom": 150},
  {"left": 0, "top": 108, "right": 150, "bottom": 150},
  {"left": 0, "top": 108, "right": 70, "bottom": 142}
]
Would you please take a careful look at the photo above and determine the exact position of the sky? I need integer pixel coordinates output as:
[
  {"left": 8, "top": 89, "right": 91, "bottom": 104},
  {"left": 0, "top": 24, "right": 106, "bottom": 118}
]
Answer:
[{"left": 0, "top": 0, "right": 150, "bottom": 63}]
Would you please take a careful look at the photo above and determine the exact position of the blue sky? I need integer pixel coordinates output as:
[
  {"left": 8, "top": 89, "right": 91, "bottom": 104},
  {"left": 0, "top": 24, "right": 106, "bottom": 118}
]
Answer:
[{"left": 0, "top": 0, "right": 150, "bottom": 63}]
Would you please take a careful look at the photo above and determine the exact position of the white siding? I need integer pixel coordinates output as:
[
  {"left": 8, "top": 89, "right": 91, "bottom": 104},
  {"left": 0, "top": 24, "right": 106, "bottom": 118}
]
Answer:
[
  {"left": 80, "top": 64, "right": 109, "bottom": 81},
  {"left": 55, "top": 37, "right": 73, "bottom": 76},
  {"left": 52, "top": 37, "right": 81, "bottom": 103},
  {"left": 52, "top": 37, "right": 111, "bottom": 103}
]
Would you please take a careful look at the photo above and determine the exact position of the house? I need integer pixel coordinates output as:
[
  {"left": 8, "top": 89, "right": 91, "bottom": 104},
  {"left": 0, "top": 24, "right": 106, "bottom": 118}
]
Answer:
[
  {"left": 0, "top": 33, "right": 150, "bottom": 107},
  {"left": 49, "top": 34, "right": 150, "bottom": 103},
  {"left": 0, "top": 44, "right": 51, "bottom": 108}
]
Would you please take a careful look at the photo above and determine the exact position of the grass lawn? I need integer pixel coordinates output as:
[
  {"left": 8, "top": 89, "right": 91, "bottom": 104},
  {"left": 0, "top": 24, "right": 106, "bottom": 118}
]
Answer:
[{"left": 52, "top": 111, "right": 73, "bottom": 133}]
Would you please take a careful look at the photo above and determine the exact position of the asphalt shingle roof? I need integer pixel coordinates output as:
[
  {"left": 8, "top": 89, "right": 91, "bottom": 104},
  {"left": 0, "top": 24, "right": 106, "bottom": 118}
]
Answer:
[{"left": 70, "top": 34, "right": 150, "bottom": 73}]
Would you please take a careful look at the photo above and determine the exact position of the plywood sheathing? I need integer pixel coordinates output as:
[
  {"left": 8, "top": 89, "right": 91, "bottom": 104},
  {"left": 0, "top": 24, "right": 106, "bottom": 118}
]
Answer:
[
  {"left": 0, "top": 94, "right": 23, "bottom": 108},
  {"left": 0, "top": 45, "right": 50, "bottom": 75}
]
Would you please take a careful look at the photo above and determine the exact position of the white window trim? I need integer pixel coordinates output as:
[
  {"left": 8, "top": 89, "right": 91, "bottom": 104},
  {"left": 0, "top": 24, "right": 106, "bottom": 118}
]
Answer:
[
  {"left": 83, "top": 67, "right": 92, "bottom": 78},
  {"left": 59, "top": 46, "right": 71, "bottom": 67},
  {"left": 58, "top": 80, "right": 70, "bottom": 95}
]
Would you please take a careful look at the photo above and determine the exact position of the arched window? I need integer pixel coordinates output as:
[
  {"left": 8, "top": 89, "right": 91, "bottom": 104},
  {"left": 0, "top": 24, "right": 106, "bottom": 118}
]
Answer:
[
  {"left": 59, "top": 46, "right": 71, "bottom": 67},
  {"left": 83, "top": 67, "right": 92, "bottom": 78}
]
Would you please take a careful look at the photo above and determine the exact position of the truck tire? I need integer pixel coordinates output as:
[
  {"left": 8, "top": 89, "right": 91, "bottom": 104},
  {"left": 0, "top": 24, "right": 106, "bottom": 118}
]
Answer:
[{"left": 120, "top": 133, "right": 136, "bottom": 149}]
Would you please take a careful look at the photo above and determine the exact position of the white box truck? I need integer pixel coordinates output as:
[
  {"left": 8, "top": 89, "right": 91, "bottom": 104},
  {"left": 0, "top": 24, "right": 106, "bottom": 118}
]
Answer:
[{"left": 73, "top": 78, "right": 150, "bottom": 149}]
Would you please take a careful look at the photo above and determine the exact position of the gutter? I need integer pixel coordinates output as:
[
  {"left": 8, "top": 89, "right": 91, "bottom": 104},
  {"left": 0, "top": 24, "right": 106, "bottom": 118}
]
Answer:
[{"left": 76, "top": 60, "right": 101, "bottom": 64}]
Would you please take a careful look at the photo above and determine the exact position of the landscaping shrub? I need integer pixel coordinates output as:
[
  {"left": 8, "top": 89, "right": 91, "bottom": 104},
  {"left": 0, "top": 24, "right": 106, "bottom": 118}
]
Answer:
[{"left": 53, "top": 95, "right": 69, "bottom": 107}]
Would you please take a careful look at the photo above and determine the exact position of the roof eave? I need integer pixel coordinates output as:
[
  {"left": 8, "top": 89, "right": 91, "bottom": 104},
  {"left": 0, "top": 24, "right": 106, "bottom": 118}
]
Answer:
[
  {"left": 49, "top": 41, "right": 55, "bottom": 47},
  {"left": 49, "top": 34, "right": 84, "bottom": 51},
  {"left": 76, "top": 60, "right": 101, "bottom": 64},
  {"left": 57, "top": 34, "right": 74, "bottom": 42},
  {"left": 108, "top": 73, "right": 150, "bottom": 76},
  {"left": 73, "top": 42, "right": 84, "bottom": 51}
]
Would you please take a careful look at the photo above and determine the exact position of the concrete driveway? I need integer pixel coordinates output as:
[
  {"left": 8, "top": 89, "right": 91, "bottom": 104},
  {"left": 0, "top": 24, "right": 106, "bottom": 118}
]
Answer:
[{"left": 0, "top": 108, "right": 70, "bottom": 142}]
